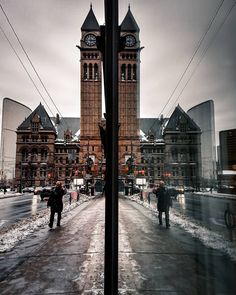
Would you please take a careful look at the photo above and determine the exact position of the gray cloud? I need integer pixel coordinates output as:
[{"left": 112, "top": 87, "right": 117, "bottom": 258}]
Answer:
[{"left": 0, "top": 0, "right": 235, "bottom": 141}]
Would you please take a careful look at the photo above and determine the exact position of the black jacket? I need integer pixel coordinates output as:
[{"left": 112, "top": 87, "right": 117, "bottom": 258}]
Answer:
[
  {"left": 155, "top": 187, "right": 172, "bottom": 212},
  {"left": 47, "top": 187, "right": 65, "bottom": 212}
]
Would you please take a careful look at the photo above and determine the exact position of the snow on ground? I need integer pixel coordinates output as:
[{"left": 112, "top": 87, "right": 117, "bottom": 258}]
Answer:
[
  {"left": 1, "top": 192, "right": 236, "bottom": 263},
  {"left": 0, "top": 194, "right": 97, "bottom": 253},
  {"left": 127, "top": 194, "right": 236, "bottom": 262}
]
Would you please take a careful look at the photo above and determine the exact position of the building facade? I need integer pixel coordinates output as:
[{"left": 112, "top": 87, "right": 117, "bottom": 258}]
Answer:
[
  {"left": 218, "top": 128, "right": 236, "bottom": 194},
  {"left": 163, "top": 105, "right": 201, "bottom": 188},
  {"left": 78, "top": 5, "right": 103, "bottom": 177},
  {"left": 13, "top": 5, "right": 203, "bottom": 190},
  {"left": 15, "top": 104, "right": 57, "bottom": 190},
  {"left": 118, "top": 6, "right": 141, "bottom": 168},
  {"left": 78, "top": 5, "right": 142, "bottom": 177},
  {"left": 14, "top": 103, "right": 202, "bottom": 189}
]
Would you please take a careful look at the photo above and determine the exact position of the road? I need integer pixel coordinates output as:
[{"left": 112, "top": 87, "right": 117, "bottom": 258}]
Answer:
[
  {"left": 148, "top": 191, "right": 236, "bottom": 241},
  {"left": 0, "top": 196, "right": 236, "bottom": 294},
  {"left": 0, "top": 193, "right": 45, "bottom": 228},
  {"left": 174, "top": 193, "right": 236, "bottom": 232},
  {"left": 0, "top": 193, "right": 70, "bottom": 229},
  {"left": 1, "top": 191, "right": 236, "bottom": 237}
]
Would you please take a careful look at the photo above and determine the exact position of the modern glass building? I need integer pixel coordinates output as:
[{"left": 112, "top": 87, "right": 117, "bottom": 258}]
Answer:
[
  {"left": 187, "top": 100, "right": 217, "bottom": 186},
  {"left": 0, "top": 98, "right": 31, "bottom": 183}
]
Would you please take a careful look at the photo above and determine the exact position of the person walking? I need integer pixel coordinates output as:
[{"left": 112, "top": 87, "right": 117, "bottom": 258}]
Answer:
[
  {"left": 47, "top": 181, "right": 66, "bottom": 229},
  {"left": 155, "top": 181, "right": 172, "bottom": 228}
]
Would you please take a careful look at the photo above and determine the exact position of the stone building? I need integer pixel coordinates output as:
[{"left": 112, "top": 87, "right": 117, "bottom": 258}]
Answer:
[
  {"left": 14, "top": 5, "right": 203, "bottom": 190},
  {"left": 163, "top": 105, "right": 201, "bottom": 188},
  {"left": 14, "top": 103, "right": 202, "bottom": 189},
  {"left": 77, "top": 5, "right": 142, "bottom": 174},
  {"left": 15, "top": 104, "right": 57, "bottom": 189}
]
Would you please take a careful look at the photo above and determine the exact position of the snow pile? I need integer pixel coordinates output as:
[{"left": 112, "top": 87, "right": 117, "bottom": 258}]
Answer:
[
  {"left": 0, "top": 194, "right": 97, "bottom": 253},
  {"left": 127, "top": 194, "right": 236, "bottom": 262}
]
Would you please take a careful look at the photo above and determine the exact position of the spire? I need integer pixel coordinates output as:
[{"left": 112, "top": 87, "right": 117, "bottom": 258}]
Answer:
[
  {"left": 81, "top": 5, "right": 100, "bottom": 31},
  {"left": 120, "top": 5, "right": 139, "bottom": 32}
]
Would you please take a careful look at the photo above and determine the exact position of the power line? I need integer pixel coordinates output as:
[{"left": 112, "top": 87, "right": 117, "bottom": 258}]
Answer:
[
  {"left": 148, "top": 0, "right": 225, "bottom": 131},
  {"left": 166, "top": 0, "right": 236, "bottom": 117},
  {"left": 0, "top": 3, "right": 70, "bottom": 132},
  {"left": 0, "top": 24, "right": 54, "bottom": 116},
  {"left": 0, "top": 3, "right": 63, "bottom": 118}
]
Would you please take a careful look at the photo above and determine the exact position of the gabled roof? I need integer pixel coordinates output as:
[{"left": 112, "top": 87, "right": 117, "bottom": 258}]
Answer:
[
  {"left": 140, "top": 118, "right": 167, "bottom": 139},
  {"left": 120, "top": 5, "right": 139, "bottom": 32},
  {"left": 164, "top": 105, "right": 201, "bottom": 133},
  {"left": 51, "top": 117, "right": 80, "bottom": 139},
  {"left": 81, "top": 4, "right": 100, "bottom": 31},
  {"left": 17, "top": 103, "right": 56, "bottom": 132}
]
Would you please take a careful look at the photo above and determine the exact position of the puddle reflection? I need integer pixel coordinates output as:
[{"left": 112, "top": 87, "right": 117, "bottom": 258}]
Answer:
[
  {"left": 31, "top": 195, "right": 38, "bottom": 216},
  {"left": 177, "top": 193, "right": 186, "bottom": 210}
]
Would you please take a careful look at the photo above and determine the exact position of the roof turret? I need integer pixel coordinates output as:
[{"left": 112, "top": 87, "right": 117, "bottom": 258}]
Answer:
[
  {"left": 120, "top": 5, "right": 139, "bottom": 32},
  {"left": 81, "top": 4, "right": 100, "bottom": 31}
]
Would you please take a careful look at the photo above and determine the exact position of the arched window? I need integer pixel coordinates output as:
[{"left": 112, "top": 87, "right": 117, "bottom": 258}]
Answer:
[
  {"left": 31, "top": 148, "right": 38, "bottom": 162},
  {"left": 83, "top": 63, "right": 87, "bottom": 80},
  {"left": 133, "top": 64, "right": 137, "bottom": 80},
  {"left": 94, "top": 63, "right": 99, "bottom": 80},
  {"left": 22, "top": 149, "right": 28, "bottom": 162},
  {"left": 121, "top": 64, "right": 126, "bottom": 81},
  {"left": 89, "top": 63, "right": 93, "bottom": 79},
  {"left": 171, "top": 148, "right": 178, "bottom": 161},
  {"left": 41, "top": 149, "right": 48, "bottom": 162},
  {"left": 127, "top": 64, "right": 132, "bottom": 80}
]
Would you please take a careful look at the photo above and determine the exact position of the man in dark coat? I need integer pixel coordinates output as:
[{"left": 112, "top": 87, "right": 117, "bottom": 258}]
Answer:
[
  {"left": 155, "top": 181, "right": 172, "bottom": 228},
  {"left": 47, "top": 181, "right": 66, "bottom": 228}
]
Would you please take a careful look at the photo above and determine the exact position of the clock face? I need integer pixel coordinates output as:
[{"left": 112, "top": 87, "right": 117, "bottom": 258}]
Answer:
[
  {"left": 84, "top": 34, "right": 96, "bottom": 46},
  {"left": 125, "top": 35, "right": 136, "bottom": 47}
]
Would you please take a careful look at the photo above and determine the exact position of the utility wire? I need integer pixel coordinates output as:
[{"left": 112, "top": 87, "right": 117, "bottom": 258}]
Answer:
[
  {"left": 0, "top": 2, "right": 69, "bottom": 132},
  {"left": 0, "top": 24, "right": 54, "bottom": 116},
  {"left": 166, "top": 0, "right": 236, "bottom": 117},
  {"left": 148, "top": 0, "right": 225, "bottom": 131},
  {"left": 0, "top": 3, "right": 63, "bottom": 118}
]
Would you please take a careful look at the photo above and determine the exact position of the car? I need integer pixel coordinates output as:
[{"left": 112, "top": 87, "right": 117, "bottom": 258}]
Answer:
[
  {"left": 22, "top": 187, "right": 34, "bottom": 193},
  {"left": 40, "top": 186, "right": 53, "bottom": 201},
  {"left": 184, "top": 186, "right": 194, "bottom": 193},
  {"left": 176, "top": 185, "right": 184, "bottom": 194}
]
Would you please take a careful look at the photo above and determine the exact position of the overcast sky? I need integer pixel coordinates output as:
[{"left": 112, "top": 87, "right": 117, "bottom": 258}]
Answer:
[{"left": 0, "top": 0, "right": 236, "bottom": 142}]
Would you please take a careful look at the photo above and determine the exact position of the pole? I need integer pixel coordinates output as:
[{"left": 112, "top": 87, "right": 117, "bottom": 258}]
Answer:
[{"left": 104, "top": 0, "right": 119, "bottom": 294}]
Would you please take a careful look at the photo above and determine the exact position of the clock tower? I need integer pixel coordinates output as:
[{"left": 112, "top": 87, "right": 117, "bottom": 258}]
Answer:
[
  {"left": 78, "top": 5, "right": 141, "bottom": 177},
  {"left": 78, "top": 5, "right": 103, "bottom": 173},
  {"left": 119, "top": 6, "right": 141, "bottom": 169}
]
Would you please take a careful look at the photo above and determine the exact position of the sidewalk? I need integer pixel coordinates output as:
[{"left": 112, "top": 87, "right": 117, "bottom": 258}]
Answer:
[{"left": 0, "top": 195, "right": 236, "bottom": 294}]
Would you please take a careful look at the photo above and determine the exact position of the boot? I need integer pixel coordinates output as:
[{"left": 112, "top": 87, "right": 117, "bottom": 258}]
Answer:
[{"left": 166, "top": 219, "right": 170, "bottom": 228}]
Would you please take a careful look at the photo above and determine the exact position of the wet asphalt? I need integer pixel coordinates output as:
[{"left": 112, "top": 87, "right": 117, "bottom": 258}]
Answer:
[{"left": 0, "top": 196, "right": 236, "bottom": 294}]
